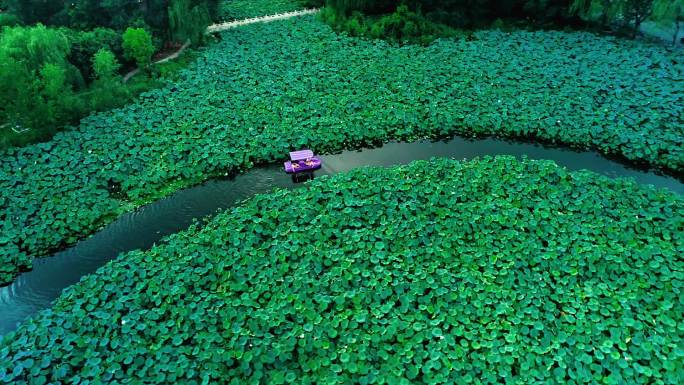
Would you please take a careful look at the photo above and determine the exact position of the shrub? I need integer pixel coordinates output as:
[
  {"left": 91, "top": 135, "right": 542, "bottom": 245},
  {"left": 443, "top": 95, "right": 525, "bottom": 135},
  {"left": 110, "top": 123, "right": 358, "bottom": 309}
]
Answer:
[
  {"left": 326, "top": 4, "right": 459, "bottom": 44},
  {"left": 122, "top": 27, "right": 155, "bottom": 68}
]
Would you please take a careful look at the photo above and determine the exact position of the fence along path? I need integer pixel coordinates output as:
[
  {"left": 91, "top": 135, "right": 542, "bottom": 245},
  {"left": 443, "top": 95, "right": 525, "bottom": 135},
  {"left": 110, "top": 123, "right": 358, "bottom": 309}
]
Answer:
[{"left": 207, "top": 8, "right": 320, "bottom": 33}]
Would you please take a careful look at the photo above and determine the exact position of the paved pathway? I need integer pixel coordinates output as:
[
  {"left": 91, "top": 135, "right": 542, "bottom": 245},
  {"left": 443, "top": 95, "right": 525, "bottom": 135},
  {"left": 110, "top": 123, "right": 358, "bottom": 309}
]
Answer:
[
  {"left": 207, "top": 8, "right": 319, "bottom": 33},
  {"left": 123, "top": 40, "right": 192, "bottom": 83}
]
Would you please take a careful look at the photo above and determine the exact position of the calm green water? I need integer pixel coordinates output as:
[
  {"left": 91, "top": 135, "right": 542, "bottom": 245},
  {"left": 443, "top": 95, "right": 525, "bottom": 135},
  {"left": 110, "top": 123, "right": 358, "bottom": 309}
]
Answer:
[{"left": 0, "top": 136, "right": 681, "bottom": 335}]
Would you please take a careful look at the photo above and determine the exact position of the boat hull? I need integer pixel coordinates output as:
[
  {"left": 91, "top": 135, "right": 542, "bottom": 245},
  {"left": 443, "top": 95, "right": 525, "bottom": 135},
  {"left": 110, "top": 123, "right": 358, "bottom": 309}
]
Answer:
[{"left": 284, "top": 157, "right": 322, "bottom": 173}]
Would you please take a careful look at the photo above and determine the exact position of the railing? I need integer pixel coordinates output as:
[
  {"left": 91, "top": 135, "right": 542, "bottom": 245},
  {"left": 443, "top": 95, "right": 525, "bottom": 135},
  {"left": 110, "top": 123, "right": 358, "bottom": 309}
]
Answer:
[{"left": 206, "top": 8, "right": 320, "bottom": 33}]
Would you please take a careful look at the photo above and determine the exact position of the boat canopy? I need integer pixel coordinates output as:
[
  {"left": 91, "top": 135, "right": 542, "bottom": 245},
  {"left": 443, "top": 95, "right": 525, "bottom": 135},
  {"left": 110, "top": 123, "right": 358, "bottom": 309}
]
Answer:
[{"left": 290, "top": 149, "right": 314, "bottom": 161}]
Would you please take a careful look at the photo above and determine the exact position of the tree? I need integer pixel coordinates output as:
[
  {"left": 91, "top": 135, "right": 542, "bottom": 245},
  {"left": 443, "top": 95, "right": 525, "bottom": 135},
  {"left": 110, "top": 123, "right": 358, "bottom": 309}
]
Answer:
[
  {"left": 3, "top": 0, "right": 66, "bottom": 25},
  {"left": 0, "top": 25, "right": 75, "bottom": 130},
  {"left": 653, "top": 0, "right": 683, "bottom": 45},
  {"left": 571, "top": 0, "right": 659, "bottom": 37},
  {"left": 122, "top": 27, "right": 155, "bottom": 68},
  {"left": 60, "top": 27, "right": 123, "bottom": 83},
  {"left": 92, "top": 48, "right": 120, "bottom": 80},
  {"left": 0, "top": 8, "right": 21, "bottom": 27},
  {"left": 89, "top": 48, "right": 129, "bottom": 112},
  {"left": 168, "top": 0, "right": 212, "bottom": 44},
  {"left": 621, "top": 0, "right": 655, "bottom": 37},
  {"left": 0, "top": 24, "right": 70, "bottom": 71},
  {"left": 38, "top": 63, "right": 75, "bottom": 127}
]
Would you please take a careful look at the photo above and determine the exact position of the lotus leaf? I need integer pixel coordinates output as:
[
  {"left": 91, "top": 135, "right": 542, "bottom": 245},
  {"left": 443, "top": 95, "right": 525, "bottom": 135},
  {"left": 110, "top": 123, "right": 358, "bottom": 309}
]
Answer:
[
  {"left": 0, "top": 16, "right": 681, "bottom": 285},
  {"left": 0, "top": 157, "right": 682, "bottom": 384}
]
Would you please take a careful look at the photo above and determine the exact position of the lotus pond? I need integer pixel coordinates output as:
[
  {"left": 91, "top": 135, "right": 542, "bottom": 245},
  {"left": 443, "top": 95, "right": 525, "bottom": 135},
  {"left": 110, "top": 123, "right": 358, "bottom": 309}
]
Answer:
[
  {"left": 1, "top": 136, "right": 681, "bottom": 336},
  {"left": 1, "top": 156, "right": 682, "bottom": 384},
  {"left": 0, "top": 16, "right": 682, "bottom": 286}
]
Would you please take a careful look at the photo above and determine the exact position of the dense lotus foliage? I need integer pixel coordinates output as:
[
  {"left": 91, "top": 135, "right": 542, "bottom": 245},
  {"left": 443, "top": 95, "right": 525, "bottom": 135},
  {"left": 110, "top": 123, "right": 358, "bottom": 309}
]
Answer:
[
  {"left": 0, "top": 157, "right": 682, "bottom": 384},
  {"left": 219, "top": 0, "right": 310, "bottom": 20},
  {"left": 0, "top": 16, "right": 682, "bottom": 285}
]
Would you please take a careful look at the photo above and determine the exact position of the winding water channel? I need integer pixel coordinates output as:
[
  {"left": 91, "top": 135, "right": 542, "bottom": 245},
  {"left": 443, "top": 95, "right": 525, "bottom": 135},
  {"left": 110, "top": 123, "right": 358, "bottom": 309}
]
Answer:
[{"left": 1, "top": 135, "right": 681, "bottom": 335}]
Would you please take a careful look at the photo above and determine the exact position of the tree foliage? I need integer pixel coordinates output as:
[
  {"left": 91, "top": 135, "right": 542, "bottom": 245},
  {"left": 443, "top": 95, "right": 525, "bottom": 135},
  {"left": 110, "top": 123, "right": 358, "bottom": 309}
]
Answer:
[
  {"left": 325, "top": 0, "right": 683, "bottom": 38},
  {"left": 92, "top": 48, "right": 120, "bottom": 80},
  {"left": 2, "top": 0, "right": 220, "bottom": 42},
  {"left": 321, "top": 4, "right": 460, "bottom": 44},
  {"left": 0, "top": 1, "right": 224, "bottom": 148},
  {"left": 168, "top": 0, "right": 213, "bottom": 44},
  {"left": 2, "top": 0, "right": 66, "bottom": 25},
  {"left": 326, "top": 0, "right": 578, "bottom": 26},
  {"left": 0, "top": 25, "right": 138, "bottom": 148},
  {"left": 61, "top": 27, "right": 123, "bottom": 82},
  {"left": 652, "top": 0, "right": 683, "bottom": 44},
  {"left": 570, "top": 0, "right": 683, "bottom": 38},
  {"left": 89, "top": 48, "right": 130, "bottom": 112},
  {"left": 0, "top": 25, "right": 80, "bottom": 132},
  {"left": 122, "top": 27, "right": 155, "bottom": 68}
]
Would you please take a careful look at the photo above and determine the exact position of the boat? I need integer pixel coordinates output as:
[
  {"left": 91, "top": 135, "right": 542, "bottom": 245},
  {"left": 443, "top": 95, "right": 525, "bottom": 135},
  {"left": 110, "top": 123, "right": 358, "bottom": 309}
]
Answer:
[{"left": 284, "top": 149, "right": 322, "bottom": 174}]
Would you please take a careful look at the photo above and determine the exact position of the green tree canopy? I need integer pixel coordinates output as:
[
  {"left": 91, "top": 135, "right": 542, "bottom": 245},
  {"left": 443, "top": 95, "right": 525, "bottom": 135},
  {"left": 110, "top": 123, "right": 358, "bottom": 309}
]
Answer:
[
  {"left": 653, "top": 0, "right": 683, "bottom": 44},
  {"left": 168, "top": 0, "right": 213, "bottom": 44},
  {"left": 92, "top": 48, "right": 120, "bottom": 80},
  {"left": 0, "top": 24, "right": 70, "bottom": 71},
  {"left": 122, "top": 27, "right": 155, "bottom": 68},
  {"left": 3, "top": 0, "right": 66, "bottom": 25},
  {"left": 0, "top": 25, "right": 80, "bottom": 133}
]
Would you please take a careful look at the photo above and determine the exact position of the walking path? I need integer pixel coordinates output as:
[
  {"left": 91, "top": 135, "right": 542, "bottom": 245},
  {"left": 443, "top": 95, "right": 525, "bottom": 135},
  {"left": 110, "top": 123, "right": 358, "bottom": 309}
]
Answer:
[
  {"left": 207, "top": 8, "right": 319, "bottom": 33},
  {"left": 123, "top": 40, "right": 192, "bottom": 83}
]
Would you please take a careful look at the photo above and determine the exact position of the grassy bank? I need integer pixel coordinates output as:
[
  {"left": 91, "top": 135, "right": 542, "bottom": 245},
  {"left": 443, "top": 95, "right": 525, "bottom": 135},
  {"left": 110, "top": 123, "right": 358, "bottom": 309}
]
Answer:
[
  {"left": 1, "top": 157, "right": 682, "bottom": 383},
  {"left": 0, "top": 16, "right": 681, "bottom": 285}
]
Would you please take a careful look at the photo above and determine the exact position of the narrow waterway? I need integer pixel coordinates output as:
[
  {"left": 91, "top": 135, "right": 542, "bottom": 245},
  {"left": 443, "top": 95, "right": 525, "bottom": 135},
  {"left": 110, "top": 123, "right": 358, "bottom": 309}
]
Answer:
[{"left": 1, "top": 136, "right": 681, "bottom": 335}]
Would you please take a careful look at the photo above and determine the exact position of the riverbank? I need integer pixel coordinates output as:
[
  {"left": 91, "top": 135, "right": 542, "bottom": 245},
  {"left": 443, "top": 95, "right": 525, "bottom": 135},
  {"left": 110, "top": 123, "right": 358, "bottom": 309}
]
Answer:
[
  {"left": 0, "top": 15, "right": 681, "bottom": 285},
  {"left": 1, "top": 156, "right": 681, "bottom": 384}
]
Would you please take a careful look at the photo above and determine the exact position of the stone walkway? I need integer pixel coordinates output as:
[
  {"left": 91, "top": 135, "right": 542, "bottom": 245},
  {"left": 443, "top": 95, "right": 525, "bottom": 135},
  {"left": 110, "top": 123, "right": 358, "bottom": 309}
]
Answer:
[{"left": 207, "top": 8, "right": 319, "bottom": 33}]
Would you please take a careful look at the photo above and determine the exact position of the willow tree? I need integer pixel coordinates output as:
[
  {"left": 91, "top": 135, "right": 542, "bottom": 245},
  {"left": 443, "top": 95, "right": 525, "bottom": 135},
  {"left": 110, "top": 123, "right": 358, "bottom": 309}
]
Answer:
[
  {"left": 653, "top": 0, "right": 683, "bottom": 45},
  {"left": 0, "top": 25, "right": 78, "bottom": 131},
  {"left": 621, "top": 0, "right": 655, "bottom": 37},
  {"left": 168, "top": 0, "right": 212, "bottom": 44},
  {"left": 571, "top": 0, "right": 655, "bottom": 37}
]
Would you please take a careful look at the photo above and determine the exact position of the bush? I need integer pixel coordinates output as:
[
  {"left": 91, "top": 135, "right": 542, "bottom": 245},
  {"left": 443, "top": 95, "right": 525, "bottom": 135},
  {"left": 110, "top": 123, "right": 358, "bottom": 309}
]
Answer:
[
  {"left": 122, "top": 27, "right": 155, "bottom": 68},
  {"left": 323, "top": 4, "right": 460, "bottom": 44}
]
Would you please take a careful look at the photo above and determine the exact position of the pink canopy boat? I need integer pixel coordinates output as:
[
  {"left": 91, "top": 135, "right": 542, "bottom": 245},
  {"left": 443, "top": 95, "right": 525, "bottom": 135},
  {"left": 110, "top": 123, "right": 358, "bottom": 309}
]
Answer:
[{"left": 284, "top": 149, "right": 322, "bottom": 174}]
